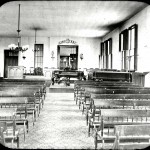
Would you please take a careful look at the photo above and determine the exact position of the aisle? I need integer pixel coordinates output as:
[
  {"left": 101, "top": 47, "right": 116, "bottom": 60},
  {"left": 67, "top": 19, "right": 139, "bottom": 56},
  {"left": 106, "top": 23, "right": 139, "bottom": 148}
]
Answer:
[{"left": 19, "top": 88, "right": 94, "bottom": 149}]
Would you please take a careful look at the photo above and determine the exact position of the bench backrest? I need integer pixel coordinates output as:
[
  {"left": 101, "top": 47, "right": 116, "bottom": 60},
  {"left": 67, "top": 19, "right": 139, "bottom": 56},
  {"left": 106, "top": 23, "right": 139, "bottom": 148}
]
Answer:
[
  {"left": 0, "top": 108, "right": 16, "bottom": 117},
  {"left": 93, "top": 71, "right": 131, "bottom": 80},
  {"left": 83, "top": 88, "right": 150, "bottom": 94},
  {"left": 113, "top": 124, "right": 150, "bottom": 150},
  {"left": 0, "top": 97, "right": 27, "bottom": 103},
  {"left": 100, "top": 109, "right": 150, "bottom": 118},
  {"left": 115, "top": 124, "right": 150, "bottom": 136},
  {"left": 74, "top": 80, "right": 134, "bottom": 85},
  {"left": 92, "top": 99, "right": 150, "bottom": 108},
  {"left": 77, "top": 83, "right": 140, "bottom": 87},
  {"left": 0, "top": 86, "right": 43, "bottom": 91},
  {"left": 91, "top": 94, "right": 150, "bottom": 99},
  {"left": 0, "top": 91, "right": 35, "bottom": 97}
]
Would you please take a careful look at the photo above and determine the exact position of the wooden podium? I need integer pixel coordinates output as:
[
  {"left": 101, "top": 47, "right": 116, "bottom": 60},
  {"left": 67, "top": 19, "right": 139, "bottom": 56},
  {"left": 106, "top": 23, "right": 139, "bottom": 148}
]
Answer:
[
  {"left": 132, "top": 72, "right": 149, "bottom": 87},
  {"left": 8, "top": 66, "right": 24, "bottom": 79}
]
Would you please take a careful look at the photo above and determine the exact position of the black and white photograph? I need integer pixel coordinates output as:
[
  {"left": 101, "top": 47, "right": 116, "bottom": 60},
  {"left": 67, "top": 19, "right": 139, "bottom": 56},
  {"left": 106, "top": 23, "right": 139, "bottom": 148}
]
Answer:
[{"left": 0, "top": 0, "right": 150, "bottom": 149}]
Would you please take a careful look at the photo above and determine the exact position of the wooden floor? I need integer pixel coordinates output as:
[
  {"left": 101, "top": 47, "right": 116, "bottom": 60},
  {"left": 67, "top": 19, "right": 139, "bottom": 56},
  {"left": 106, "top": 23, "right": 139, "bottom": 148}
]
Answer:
[{"left": 8, "top": 84, "right": 97, "bottom": 149}]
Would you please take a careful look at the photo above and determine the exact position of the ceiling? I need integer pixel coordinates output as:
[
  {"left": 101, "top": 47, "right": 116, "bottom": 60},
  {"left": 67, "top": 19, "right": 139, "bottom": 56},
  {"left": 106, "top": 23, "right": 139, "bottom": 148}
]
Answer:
[{"left": 0, "top": 0, "right": 148, "bottom": 38}]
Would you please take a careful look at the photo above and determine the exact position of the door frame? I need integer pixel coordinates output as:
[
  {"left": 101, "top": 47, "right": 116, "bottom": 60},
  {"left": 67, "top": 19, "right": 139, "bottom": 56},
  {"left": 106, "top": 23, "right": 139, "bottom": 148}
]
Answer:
[
  {"left": 4, "top": 50, "right": 19, "bottom": 78},
  {"left": 57, "top": 45, "right": 78, "bottom": 69}
]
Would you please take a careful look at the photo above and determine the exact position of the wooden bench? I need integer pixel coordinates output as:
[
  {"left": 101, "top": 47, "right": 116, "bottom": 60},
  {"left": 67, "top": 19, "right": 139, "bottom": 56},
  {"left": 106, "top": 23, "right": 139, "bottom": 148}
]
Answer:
[
  {"left": 86, "top": 99, "right": 150, "bottom": 126},
  {"left": 0, "top": 79, "right": 46, "bottom": 95},
  {"left": 0, "top": 97, "right": 39, "bottom": 126},
  {"left": 0, "top": 108, "right": 19, "bottom": 148},
  {"left": 92, "top": 109, "right": 150, "bottom": 149},
  {"left": 113, "top": 125, "right": 150, "bottom": 150},
  {"left": 0, "top": 99, "right": 29, "bottom": 140},
  {"left": 74, "top": 80, "right": 141, "bottom": 94},
  {"left": 92, "top": 71, "right": 132, "bottom": 82},
  {"left": 0, "top": 79, "right": 46, "bottom": 83},
  {"left": 74, "top": 84, "right": 144, "bottom": 105},
  {"left": 0, "top": 78, "right": 50, "bottom": 87},
  {"left": 81, "top": 88, "right": 150, "bottom": 114},
  {"left": 74, "top": 81, "right": 140, "bottom": 98},
  {"left": 74, "top": 80, "right": 136, "bottom": 85},
  {"left": 77, "top": 88, "right": 150, "bottom": 114},
  {"left": 74, "top": 82, "right": 140, "bottom": 93},
  {"left": 91, "top": 93, "right": 150, "bottom": 99},
  {"left": 0, "top": 88, "right": 45, "bottom": 115},
  {"left": 86, "top": 94, "right": 150, "bottom": 113}
]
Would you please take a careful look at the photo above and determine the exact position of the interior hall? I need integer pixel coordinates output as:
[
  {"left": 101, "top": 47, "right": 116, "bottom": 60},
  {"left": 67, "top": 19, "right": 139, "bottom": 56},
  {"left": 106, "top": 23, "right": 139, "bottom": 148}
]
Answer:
[{"left": 1, "top": 0, "right": 150, "bottom": 149}]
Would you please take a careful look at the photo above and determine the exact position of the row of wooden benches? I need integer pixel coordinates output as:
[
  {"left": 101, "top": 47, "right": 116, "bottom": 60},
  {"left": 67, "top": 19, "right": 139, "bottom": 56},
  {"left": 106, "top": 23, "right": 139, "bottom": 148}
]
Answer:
[
  {"left": 0, "top": 80, "right": 47, "bottom": 148},
  {"left": 74, "top": 80, "right": 150, "bottom": 149}
]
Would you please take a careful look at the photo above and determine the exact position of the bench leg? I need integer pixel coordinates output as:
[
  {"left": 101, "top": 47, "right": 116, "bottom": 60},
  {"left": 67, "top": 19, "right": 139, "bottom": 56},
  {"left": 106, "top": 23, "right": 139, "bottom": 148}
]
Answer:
[
  {"left": 86, "top": 113, "right": 88, "bottom": 126},
  {"left": 26, "top": 120, "right": 29, "bottom": 133},
  {"left": 33, "top": 110, "right": 35, "bottom": 126},
  {"left": 23, "top": 121, "right": 26, "bottom": 141},
  {"left": 11, "top": 139, "right": 14, "bottom": 148},
  {"left": 88, "top": 123, "right": 91, "bottom": 137},
  {"left": 42, "top": 98, "right": 44, "bottom": 107},
  {"left": 24, "top": 130, "right": 26, "bottom": 141},
  {"left": 76, "top": 97, "right": 78, "bottom": 105},
  {"left": 74, "top": 93, "right": 76, "bottom": 101},
  {"left": 94, "top": 132, "right": 98, "bottom": 149},
  {"left": 79, "top": 101, "right": 81, "bottom": 109},
  {"left": 34, "top": 110, "right": 36, "bottom": 122},
  {"left": 82, "top": 104, "right": 85, "bottom": 114},
  {"left": 17, "top": 136, "right": 19, "bottom": 148}
]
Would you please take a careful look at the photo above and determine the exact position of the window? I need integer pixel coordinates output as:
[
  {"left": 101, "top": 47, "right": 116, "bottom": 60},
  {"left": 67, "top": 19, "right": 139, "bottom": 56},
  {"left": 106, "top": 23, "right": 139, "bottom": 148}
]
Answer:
[
  {"left": 34, "top": 44, "right": 43, "bottom": 69},
  {"left": 119, "top": 24, "right": 138, "bottom": 71},
  {"left": 107, "top": 38, "right": 112, "bottom": 69},
  {"left": 128, "top": 24, "right": 138, "bottom": 70},
  {"left": 119, "top": 29, "right": 128, "bottom": 70},
  {"left": 100, "top": 38, "right": 112, "bottom": 69},
  {"left": 100, "top": 42, "right": 104, "bottom": 68}
]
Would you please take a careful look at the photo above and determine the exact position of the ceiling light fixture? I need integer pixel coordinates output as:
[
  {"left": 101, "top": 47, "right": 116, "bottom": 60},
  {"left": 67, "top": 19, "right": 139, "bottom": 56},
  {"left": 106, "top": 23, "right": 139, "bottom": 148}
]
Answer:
[
  {"left": 32, "top": 28, "right": 40, "bottom": 52},
  {"left": 8, "top": 4, "right": 29, "bottom": 52}
]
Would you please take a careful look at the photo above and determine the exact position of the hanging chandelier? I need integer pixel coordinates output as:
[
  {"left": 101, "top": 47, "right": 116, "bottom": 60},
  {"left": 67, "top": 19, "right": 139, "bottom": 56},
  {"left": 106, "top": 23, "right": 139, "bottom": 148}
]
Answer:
[
  {"left": 32, "top": 28, "right": 40, "bottom": 52},
  {"left": 8, "top": 4, "right": 29, "bottom": 52}
]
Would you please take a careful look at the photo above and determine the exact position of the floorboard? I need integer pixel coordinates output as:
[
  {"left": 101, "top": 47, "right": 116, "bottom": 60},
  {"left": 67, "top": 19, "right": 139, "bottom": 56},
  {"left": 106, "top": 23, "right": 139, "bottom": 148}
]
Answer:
[{"left": 12, "top": 84, "right": 95, "bottom": 149}]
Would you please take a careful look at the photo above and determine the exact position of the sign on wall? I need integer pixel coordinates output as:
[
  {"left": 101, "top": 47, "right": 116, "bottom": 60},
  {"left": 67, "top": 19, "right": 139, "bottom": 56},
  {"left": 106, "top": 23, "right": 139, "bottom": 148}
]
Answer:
[{"left": 58, "top": 39, "right": 77, "bottom": 45}]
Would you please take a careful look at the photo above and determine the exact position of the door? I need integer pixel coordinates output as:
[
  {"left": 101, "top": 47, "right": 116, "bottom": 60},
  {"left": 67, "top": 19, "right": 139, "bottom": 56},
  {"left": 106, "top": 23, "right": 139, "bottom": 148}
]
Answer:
[
  {"left": 4, "top": 50, "right": 18, "bottom": 78},
  {"left": 57, "top": 45, "right": 78, "bottom": 70}
]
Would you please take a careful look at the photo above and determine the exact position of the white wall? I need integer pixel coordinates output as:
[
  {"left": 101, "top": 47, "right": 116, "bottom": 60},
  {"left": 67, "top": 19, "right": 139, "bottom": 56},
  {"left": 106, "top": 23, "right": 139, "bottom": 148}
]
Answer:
[
  {"left": 50, "top": 37, "right": 101, "bottom": 69},
  {"left": 0, "top": 36, "right": 101, "bottom": 77},
  {"left": 102, "top": 5, "right": 150, "bottom": 86},
  {"left": 102, "top": 28, "right": 121, "bottom": 70},
  {"left": 0, "top": 36, "right": 51, "bottom": 76}
]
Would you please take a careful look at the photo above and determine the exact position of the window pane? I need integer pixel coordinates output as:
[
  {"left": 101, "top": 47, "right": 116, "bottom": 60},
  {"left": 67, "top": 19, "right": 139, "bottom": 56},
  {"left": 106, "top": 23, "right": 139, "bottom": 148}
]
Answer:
[{"left": 35, "top": 44, "right": 43, "bottom": 70}]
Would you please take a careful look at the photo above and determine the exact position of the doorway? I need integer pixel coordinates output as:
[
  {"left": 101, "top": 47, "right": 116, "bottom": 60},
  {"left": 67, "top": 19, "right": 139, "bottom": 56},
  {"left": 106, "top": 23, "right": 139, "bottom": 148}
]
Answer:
[
  {"left": 57, "top": 45, "right": 78, "bottom": 70},
  {"left": 4, "top": 50, "right": 18, "bottom": 78}
]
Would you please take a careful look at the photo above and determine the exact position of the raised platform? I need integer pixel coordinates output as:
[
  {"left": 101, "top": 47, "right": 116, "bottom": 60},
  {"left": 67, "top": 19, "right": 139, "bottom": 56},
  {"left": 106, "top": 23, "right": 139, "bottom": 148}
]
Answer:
[
  {"left": 24, "top": 75, "right": 51, "bottom": 80},
  {"left": 49, "top": 83, "right": 74, "bottom": 93}
]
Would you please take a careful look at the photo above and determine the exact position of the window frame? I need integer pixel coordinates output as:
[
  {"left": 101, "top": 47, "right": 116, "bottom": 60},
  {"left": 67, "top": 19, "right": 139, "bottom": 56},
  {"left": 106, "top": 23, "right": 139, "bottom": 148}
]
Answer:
[{"left": 119, "top": 24, "right": 138, "bottom": 71}]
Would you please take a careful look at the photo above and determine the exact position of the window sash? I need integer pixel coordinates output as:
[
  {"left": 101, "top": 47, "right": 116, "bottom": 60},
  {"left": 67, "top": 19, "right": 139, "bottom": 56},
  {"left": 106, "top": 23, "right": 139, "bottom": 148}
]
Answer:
[
  {"left": 34, "top": 44, "right": 43, "bottom": 69},
  {"left": 119, "top": 24, "right": 138, "bottom": 71}
]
